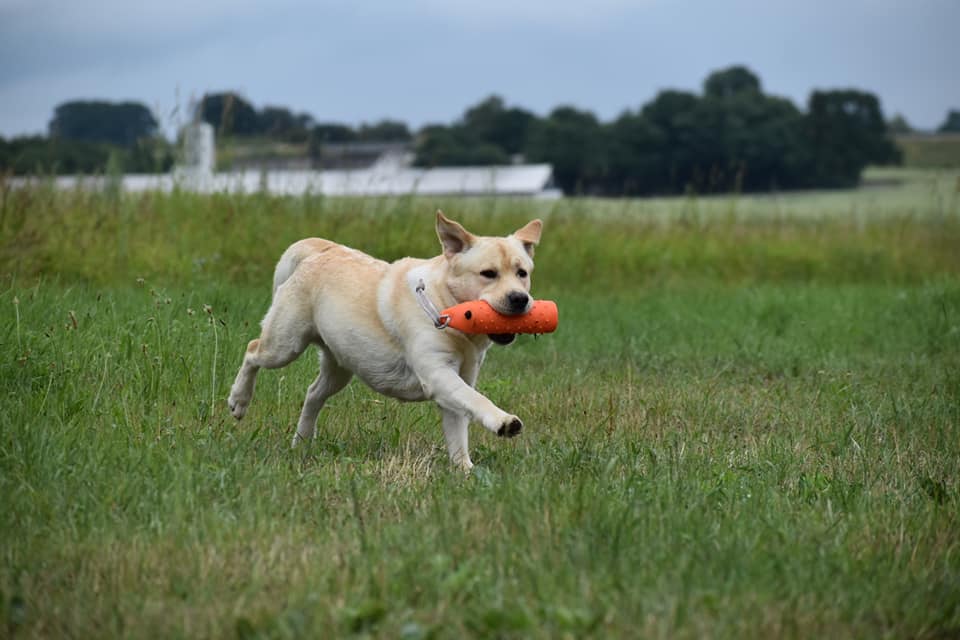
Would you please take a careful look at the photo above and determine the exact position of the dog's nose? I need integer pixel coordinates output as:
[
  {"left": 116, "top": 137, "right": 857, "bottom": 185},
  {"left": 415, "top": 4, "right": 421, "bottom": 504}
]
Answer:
[{"left": 507, "top": 291, "right": 529, "bottom": 313}]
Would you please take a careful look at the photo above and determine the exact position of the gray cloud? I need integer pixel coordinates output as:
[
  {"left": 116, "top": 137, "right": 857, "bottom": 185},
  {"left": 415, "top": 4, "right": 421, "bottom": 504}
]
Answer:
[{"left": 1, "top": 0, "right": 958, "bottom": 137}]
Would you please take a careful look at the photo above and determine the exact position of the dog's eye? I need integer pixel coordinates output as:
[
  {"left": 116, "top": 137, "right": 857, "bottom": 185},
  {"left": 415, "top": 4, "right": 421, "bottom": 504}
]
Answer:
[
  {"left": 480, "top": 270, "right": 498, "bottom": 279},
  {"left": 517, "top": 269, "right": 528, "bottom": 278}
]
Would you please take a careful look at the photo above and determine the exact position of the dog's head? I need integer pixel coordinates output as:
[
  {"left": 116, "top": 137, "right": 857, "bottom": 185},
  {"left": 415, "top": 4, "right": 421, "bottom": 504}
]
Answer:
[{"left": 436, "top": 210, "right": 542, "bottom": 345}]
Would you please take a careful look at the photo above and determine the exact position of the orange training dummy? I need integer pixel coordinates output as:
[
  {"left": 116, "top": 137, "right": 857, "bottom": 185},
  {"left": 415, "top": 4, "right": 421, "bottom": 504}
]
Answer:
[{"left": 440, "top": 300, "right": 558, "bottom": 335}]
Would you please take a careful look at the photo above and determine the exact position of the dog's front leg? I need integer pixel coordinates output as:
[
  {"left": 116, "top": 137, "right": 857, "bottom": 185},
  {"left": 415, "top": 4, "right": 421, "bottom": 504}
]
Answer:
[
  {"left": 441, "top": 409, "right": 473, "bottom": 472},
  {"left": 415, "top": 356, "right": 523, "bottom": 439}
]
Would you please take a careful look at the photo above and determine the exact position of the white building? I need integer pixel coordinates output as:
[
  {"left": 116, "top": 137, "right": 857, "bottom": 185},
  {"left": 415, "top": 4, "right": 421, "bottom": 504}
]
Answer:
[
  {"left": 18, "top": 163, "right": 558, "bottom": 198},
  {"left": 11, "top": 127, "right": 560, "bottom": 198}
]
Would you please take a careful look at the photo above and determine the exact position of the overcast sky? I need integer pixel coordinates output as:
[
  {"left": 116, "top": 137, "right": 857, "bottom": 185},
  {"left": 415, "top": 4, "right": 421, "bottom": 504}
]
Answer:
[{"left": 1, "top": 0, "right": 957, "bottom": 138}]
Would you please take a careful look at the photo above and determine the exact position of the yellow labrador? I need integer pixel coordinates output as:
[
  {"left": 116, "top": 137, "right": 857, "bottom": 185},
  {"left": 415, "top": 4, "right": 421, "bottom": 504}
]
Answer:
[{"left": 228, "top": 211, "right": 542, "bottom": 471}]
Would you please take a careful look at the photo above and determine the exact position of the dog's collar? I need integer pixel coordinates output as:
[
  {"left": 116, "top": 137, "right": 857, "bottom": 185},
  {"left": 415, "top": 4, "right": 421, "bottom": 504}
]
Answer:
[{"left": 414, "top": 279, "right": 450, "bottom": 329}]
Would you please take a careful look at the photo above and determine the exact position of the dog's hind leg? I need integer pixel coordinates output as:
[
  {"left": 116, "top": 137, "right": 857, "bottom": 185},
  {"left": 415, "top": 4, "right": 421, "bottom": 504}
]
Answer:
[
  {"left": 292, "top": 346, "right": 353, "bottom": 447},
  {"left": 228, "top": 286, "right": 315, "bottom": 420}
]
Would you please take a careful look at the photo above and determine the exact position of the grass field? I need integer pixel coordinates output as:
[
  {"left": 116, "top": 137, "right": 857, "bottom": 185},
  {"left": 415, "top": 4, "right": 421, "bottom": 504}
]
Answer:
[
  {"left": 896, "top": 134, "right": 960, "bottom": 169},
  {"left": 2, "top": 169, "right": 959, "bottom": 638}
]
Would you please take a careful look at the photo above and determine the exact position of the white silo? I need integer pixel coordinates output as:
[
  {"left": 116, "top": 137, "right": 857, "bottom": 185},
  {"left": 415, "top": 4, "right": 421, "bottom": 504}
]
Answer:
[{"left": 181, "top": 121, "right": 215, "bottom": 173}]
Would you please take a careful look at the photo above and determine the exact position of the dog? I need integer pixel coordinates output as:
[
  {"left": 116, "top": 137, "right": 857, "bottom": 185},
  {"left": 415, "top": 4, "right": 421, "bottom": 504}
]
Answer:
[{"left": 227, "top": 211, "right": 543, "bottom": 471}]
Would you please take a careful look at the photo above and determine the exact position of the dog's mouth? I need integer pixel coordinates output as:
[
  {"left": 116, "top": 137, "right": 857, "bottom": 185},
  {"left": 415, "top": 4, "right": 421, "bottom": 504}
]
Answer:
[{"left": 489, "top": 333, "right": 516, "bottom": 346}]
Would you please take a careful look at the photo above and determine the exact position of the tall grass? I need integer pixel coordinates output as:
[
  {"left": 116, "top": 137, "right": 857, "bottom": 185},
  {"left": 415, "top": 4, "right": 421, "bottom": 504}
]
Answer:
[
  {"left": 2, "top": 169, "right": 958, "bottom": 289},
  {"left": 1, "top": 170, "right": 959, "bottom": 638}
]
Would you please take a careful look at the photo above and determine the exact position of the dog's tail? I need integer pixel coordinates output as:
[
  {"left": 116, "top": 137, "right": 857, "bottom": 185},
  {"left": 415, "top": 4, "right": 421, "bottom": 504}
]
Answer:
[{"left": 272, "top": 238, "right": 335, "bottom": 297}]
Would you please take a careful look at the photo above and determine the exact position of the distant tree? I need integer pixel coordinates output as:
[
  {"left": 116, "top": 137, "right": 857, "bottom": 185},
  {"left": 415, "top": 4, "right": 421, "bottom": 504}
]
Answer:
[
  {"left": 308, "top": 122, "right": 355, "bottom": 163},
  {"left": 285, "top": 112, "right": 314, "bottom": 143},
  {"left": 311, "top": 123, "right": 357, "bottom": 143},
  {"left": 413, "top": 125, "right": 454, "bottom": 166},
  {"left": 461, "top": 95, "right": 536, "bottom": 156},
  {"left": 198, "top": 92, "right": 260, "bottom": 136},
  {"left": 887, "top": 113, "right": 913, "bottom": 135},
  {"left": 357, "top": 120, "right": 411, "bottom": 141},
  {"left": 640, "top": 89, "right": 699, "bottom": 127},
  {"left": 938, "top": 110, "right": 960, "bottom": 133},
  {"left": 414, "top": 124, "right": 509, "bottom": 167},
  {"left": 703, "top": 65, "right": 762, "bottom": 99},
  {"left": 804, "top": 89, "right": 901, "bottom": 186},
  {"left": 639, "top": 90, "right": 704, "bottom": 191},
  {"left": 256, "top": 106, "right": 313, "bottom": 142},
  {"left": 294, "top": 112, "right": 315, "bottom": 131},
  {"left": 414, "top": 125, "right": 456, "bottom": 166},
  {"left": 700, "top": 91, "right": 813, "bottom": 191},
  {"left": 604, "top": 69, "right": 817, "bottom": 195},
  {"left": 125, "top": 137, "right": 175, "bottom": 173},
  {"left": 0, "top": 134, "right": 172, "bottom": 175},
  {"left": 414, "top": 97, "right": 535, "bottom": 168},
  {"left": 684, "top": 67, "right": 804, "bottom": 192},
  {"left": 48, "top": 100, "right": 158, "bottom": 147},
  {"left": 42, "top": 138, "right": 112, "bottom": 174},
  {"left": 258, "top": 106, "right": 298, "bottom": 138},
  {"left": 605, "top": 111, "right": 666, "bottom": 194},
  {"left": 0, "top": 136, "right": 80, "bottom": 174},
  {"left": 525, "top": 106, "right": 607, "bottom": 194},
  {"left": 745, "top": 96, "right": 815, "bottom": 189}
]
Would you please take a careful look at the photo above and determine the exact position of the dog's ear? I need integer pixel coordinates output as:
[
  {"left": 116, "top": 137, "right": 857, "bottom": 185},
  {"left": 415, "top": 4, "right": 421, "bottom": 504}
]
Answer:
[
  {"left": 513, "top": 219, "right": 542, "bottom": 257},
  {"left": 436, "top": 210, "right": 476, "bottom": 258}
]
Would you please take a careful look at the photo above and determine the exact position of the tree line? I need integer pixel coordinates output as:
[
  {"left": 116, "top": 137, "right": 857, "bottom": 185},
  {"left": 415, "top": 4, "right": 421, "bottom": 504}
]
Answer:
[
  {"left": 3, "top": 65, "right": 959, "bottom": 194},
  {"left": 187, "top": 68, "right": 909, "bottom": 194},
  {"left": 1, "top": 101, "right": 174, "bottom": 175},
  {"left": 195, "top": 92, "right": 413, "bottom": 145},
  {"left": 416, "top": 67, "right": 904, "bottom": 194}
]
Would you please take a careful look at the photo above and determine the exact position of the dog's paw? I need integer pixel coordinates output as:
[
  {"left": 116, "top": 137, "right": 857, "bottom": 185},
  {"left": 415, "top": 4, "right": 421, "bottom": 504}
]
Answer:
[
  {"left": 227, "top": 393, "right": 248, "bottom": 420},
  {"left": 497, "top": 416, "right": 523, "bottom": 438}
]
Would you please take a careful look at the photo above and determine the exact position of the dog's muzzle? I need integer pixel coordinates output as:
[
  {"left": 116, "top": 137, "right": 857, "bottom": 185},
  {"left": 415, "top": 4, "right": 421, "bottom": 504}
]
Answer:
[
  {"left": 506, "top": 291, "right": 530, "bottom": 314},
  {"left": 489, "top": 333, "right": 516, "bottom": 345}
]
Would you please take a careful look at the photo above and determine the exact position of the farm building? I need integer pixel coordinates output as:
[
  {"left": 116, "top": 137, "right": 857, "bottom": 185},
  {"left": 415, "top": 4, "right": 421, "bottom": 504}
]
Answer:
[
  {"left": 17, "top": 162, "right": 558, "bottom": 198},
  {"left": 13, "top": 130, "right": 560, "bottom": 198}
]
